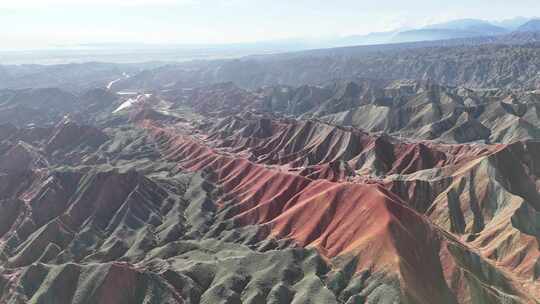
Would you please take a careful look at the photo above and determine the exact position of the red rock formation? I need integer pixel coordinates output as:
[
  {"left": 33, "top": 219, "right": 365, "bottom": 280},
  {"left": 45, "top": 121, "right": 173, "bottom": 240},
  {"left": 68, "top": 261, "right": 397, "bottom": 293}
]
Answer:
[{"left": 143, "top": 119, "right": 538, "bottom": 303}]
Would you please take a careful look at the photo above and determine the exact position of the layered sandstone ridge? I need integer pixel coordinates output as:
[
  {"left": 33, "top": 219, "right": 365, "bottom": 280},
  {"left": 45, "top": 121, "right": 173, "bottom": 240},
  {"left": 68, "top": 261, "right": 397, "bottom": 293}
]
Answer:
[{"left": 0, "top": 89, "right": 538, "bottom": 303}]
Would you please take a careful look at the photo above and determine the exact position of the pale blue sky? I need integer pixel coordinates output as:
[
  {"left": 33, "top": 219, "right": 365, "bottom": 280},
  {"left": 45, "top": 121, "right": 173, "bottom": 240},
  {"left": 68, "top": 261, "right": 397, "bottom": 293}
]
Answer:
[{"left": 1, "top": 0, "right": 539, "bottom": 49}]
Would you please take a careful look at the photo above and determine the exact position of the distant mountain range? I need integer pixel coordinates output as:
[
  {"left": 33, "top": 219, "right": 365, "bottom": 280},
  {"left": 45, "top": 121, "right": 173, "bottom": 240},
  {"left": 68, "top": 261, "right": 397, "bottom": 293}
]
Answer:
[
  {"left": 333, "top": 17, "right": 540, "bottom": 46},
  {"left": 515, "top": 19, "right": 540, "bottom": 32},
  {"left": 2, "top": 17, "right": 540, "bottom": 65}
]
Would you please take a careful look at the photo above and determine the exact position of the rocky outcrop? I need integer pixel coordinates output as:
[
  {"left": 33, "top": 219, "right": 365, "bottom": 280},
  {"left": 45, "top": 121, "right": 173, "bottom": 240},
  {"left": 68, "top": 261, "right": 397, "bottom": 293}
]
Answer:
[
  {"left": 45, "top": 120, "right": 108, "bottom": 159},
  {"left": 168, "top": 79, "right": 540, "bottom": 143}
]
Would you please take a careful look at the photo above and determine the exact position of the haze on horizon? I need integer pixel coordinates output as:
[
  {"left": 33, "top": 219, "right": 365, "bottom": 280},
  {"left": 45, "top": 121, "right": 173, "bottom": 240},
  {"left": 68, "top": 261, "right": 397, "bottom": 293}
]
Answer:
[{"left": 2, "top": 0, "right": 540, "bottom": 50}]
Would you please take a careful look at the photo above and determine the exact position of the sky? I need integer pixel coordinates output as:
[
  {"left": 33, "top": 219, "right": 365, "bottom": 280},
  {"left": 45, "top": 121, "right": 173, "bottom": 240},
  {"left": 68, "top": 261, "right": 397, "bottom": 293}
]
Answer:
[{"left": 1, "top": 0, "right": 539, "bottom": 49}]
